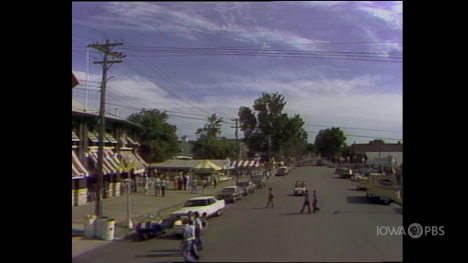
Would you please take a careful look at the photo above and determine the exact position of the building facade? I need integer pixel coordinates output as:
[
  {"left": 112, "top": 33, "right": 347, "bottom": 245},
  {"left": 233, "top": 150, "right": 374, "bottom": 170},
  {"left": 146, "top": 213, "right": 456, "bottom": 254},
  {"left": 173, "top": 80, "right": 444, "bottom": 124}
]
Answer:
[{"left": 72, "top": 72, "right": 147, "bottom": 207}]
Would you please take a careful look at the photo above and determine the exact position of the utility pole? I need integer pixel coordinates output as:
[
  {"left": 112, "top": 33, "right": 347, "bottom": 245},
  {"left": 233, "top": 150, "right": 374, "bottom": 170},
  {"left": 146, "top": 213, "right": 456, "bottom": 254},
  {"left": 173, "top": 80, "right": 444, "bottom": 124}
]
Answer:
[
  {"left": 231, "top": 118, "right": 240, "bottom": 183},
  {"left": 268, "top": 135, "right": 272, "bottom": 162},
  {"left": 87, "top": 39, "right": 125, "bottom": 217}
]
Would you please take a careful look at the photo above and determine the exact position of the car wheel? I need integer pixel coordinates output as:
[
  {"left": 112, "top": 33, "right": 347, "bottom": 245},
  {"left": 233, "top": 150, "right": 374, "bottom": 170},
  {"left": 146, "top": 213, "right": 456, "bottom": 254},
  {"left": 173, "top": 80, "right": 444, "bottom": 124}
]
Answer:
[{"left": 216, "top": 209, "right": 222, "bottom": 216}]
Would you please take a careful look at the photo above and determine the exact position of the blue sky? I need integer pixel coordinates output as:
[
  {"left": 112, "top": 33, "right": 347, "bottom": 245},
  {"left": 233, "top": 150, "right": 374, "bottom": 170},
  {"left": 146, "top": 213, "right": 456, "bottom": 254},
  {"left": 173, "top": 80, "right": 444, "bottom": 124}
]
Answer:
[{"left": 72, "top": 1, "right": 402, "bottom": 144}]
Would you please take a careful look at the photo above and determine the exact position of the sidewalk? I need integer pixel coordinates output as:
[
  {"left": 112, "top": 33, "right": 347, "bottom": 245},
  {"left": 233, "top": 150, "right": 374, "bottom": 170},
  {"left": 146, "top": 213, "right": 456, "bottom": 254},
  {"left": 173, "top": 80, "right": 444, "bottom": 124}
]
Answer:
[{"left": 72, "top": 179, "right": 236, "bottom": 258}]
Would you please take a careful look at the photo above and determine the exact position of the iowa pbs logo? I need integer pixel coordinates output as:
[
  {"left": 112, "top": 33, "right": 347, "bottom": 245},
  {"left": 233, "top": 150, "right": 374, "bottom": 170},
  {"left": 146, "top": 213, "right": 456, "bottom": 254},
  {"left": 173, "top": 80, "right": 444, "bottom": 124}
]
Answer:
[
  {"left": 408, "top": 223, "right": 444, "bottom": 239},
  {"left": 378, "top": 223, "right": 444, "bottom": 239}
]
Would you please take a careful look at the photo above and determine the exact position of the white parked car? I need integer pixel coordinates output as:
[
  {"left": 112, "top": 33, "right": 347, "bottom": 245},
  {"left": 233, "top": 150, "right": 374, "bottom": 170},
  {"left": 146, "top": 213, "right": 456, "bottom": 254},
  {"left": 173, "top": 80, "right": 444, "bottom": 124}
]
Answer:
[
  {"left": 294, "top": 187, "right": 307, "bottom": 196},
  {"left": 170, "top": 196, "right": 225, "bottom": 237}
]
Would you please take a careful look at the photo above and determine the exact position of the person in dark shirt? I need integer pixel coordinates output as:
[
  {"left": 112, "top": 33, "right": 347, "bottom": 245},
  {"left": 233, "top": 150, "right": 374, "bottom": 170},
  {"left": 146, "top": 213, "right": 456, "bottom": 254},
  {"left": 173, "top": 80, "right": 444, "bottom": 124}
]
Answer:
[
  {"left": 312, "top": 190, "right": 320, "bottom": 213},
  {"left": 300, "top": 190, "right": 311, "bottom": 214},
  {"left": 265, "top": 187, "right": 274, "bottom": 208}
]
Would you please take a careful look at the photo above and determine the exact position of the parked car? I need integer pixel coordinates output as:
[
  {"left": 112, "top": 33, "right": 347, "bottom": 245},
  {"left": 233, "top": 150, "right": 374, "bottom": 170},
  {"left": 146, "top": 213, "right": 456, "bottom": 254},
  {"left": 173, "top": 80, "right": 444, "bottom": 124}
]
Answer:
[
  {"left": 250, "top": 174, "right": 267, "bottom": 188},
  {"left": 236, "top": 181, "right": 256, "bottom": 195},
  {"left": 216, "top": 186, "right": 244, "bottom": 202},
  {"left": 275, "top": 167, "right": 289, "bottom": 176},
  {"left": 339, "top": 168, "right": 353, "bottom": 179},
  {"left": 170, "top": 196, "right": 225, "bottom": 238}
]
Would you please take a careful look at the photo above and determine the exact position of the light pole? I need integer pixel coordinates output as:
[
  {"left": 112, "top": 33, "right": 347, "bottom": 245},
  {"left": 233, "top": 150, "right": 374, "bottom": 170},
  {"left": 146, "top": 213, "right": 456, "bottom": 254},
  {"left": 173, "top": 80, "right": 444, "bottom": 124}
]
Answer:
[{"left": 123, "top": 179, "right": 133, "bottom": 229}]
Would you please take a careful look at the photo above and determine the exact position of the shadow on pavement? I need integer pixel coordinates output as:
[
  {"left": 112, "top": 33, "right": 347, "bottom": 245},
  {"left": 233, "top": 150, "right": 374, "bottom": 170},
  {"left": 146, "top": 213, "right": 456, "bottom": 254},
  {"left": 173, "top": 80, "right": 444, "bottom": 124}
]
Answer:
[
  {"left": 287, "top": 194, "right": 301, "bottom": 197},
  {"left": 248, "top": 207, "right": 266, "bottom": 210},
  {"left": 346, "top": 196, "right": 380, "bottom": 205},
  {"left": 157, "top": 234, "right": 180, "bottom": 240},
  {"left": 332, "top": 210, "right": 400, "bottom": 215},
  {"left": 149, "top": 249, "right": 181, "bottom": 253},
  {"left": 393, "top": 207, "right": 402, "bottom": 215},
  {"left": 279, "top": 212, "right": 309, "bottom": 215},
  {"left": 123, "top": 233, "right": 147, "bottom": 242},
  {"left": 134, "top": 253, "right": 180, "bottom": 258},
  {"left": 72, "top": 228, "right": 84, "bottom": 237},
  {"left": 346, "top": 188, "right": 363, "bottom": 191},
  {"left": 331, "top": 176, "right": 345, "bottom": 179}
]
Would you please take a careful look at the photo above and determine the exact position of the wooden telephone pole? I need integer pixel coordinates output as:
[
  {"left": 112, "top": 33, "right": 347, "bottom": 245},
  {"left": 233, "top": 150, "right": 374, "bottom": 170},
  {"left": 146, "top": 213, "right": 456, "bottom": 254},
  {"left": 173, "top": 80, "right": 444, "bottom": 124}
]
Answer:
[
  {"left": 231, "top": 118, "right": 241, "bottom": 182},
  {"left": 87, "top": 39, "right": 125, "bottom": 217}
]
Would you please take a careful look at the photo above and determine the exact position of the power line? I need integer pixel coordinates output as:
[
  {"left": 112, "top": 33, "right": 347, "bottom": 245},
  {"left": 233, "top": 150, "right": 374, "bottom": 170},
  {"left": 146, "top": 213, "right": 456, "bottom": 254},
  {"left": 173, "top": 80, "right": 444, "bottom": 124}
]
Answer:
[
  {"left": 74, "top": 85, "right": 226, "bottom": 121},
  {"left": 123, "top": 52, "right": 401, "bottom": 63},
  {"left": 306, "top": 131, "right": 402, "bottom": 141},
  {"left": 305, "top": 124, "right": 401, "bottom": 134},
  {"left": 72, "top": 22, "right": 234, "bottom": 119}
]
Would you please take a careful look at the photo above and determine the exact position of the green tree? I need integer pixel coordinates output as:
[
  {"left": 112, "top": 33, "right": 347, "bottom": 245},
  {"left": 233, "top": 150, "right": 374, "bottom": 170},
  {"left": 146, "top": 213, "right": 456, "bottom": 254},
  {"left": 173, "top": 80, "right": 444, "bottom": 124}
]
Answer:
[
  {"left": 191, "top": 114, "right": 234, "bottom": 159},
  {"left": 127, "top": 109, "right": 180, "bottom": 162},
  {"left": 238, "top": 92, "right": 308, "bottom": 160},
  {"left": 370, "top": 139, "right": 385, "bottom": 144},
  {"left": 303, "top": 143, "right": 315, "bottom": 155},
  {"left": 314, "top": 127, "right": 347, "bottom": 159}
]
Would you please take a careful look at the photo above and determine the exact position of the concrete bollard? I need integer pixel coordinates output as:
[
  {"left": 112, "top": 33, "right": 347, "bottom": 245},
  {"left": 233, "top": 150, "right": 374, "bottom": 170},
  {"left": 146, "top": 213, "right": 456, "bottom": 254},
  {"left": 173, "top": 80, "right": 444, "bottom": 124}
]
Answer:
[
  {"left": 84, "top": 215, "right": 97, "bottom": 238},
  {"left": 101, "top": 219, "right": 116, "bottom": 241},
  {"left": 96, "top": 216, "right": 109, "bottom": 239}
]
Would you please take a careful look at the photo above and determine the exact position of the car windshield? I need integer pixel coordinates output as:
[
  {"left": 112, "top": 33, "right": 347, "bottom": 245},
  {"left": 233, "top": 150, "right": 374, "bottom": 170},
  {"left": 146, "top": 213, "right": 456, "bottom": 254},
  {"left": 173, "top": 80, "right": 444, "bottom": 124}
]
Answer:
[
  {"left": 222, "top": 188, "right": 235, "bottom": 192},
  {"left": 183, "top": 200, "right": 207, "bottom": 207},
  {"left": 237, "top": 182, "right": 249, "bottom": 186}
]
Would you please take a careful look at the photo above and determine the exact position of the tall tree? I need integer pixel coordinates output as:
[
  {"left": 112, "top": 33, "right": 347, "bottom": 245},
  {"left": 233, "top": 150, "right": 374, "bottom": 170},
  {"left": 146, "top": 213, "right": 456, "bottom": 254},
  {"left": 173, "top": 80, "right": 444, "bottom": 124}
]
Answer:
[
  {"left": 238, "top": 92, "right": 308, "bottom": 160},
  {"left": 314, "top": 127, "right": 347, "bottom": 159},
  {"left": 127, "top": 109, "right": 180, "bottom": 162},
  {"left": 191, "top": 114, "right": 234, "bottom": 159}
]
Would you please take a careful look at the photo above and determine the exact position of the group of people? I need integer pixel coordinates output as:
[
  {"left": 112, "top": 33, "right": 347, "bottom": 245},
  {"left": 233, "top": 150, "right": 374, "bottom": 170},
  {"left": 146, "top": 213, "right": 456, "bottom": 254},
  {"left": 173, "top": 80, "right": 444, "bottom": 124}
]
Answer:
[
  {"left": 180, "top": 211, "right": 209, "bottom": 262},
  {"left": 264, "top": 185, "right": 320, "bottom": 214}
]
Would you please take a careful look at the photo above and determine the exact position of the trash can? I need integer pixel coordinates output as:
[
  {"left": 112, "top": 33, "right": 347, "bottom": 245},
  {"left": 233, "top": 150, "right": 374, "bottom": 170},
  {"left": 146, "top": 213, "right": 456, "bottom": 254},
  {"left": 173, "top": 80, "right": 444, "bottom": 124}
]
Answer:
[
  {"left": 96, "top": 216, "right": 109, "bottom": 239},
  {"left": 84, "top": 215, "right": 97, "bottom": 238},
  {"left": 101, "top": 218, "right": 116, "bottom": 241}
]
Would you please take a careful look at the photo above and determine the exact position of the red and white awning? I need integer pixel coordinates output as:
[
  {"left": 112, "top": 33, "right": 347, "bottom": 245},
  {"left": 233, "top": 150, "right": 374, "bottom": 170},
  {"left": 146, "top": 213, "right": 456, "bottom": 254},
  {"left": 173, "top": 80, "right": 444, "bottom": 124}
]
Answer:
[
  {"left": 72, "top": 150, "right": 89, "bottom": 179},
  {"left": 230, "top": 160, "right": 261, "bottom": 168}
]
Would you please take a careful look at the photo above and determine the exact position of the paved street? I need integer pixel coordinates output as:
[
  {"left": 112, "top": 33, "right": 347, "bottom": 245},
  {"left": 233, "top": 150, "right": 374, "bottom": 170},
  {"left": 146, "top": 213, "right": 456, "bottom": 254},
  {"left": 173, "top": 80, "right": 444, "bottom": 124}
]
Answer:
[{"left": 73, "top": 166, "right": 402, "bottom": 262}]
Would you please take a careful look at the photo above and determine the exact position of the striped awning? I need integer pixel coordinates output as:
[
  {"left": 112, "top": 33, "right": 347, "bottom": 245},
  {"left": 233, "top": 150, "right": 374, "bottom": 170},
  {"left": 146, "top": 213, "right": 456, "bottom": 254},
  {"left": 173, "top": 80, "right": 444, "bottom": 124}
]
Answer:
[
  {"left": 87, "top": 151, "right": 116, "bottom": 174},
  {"left": 134, "top": 152, "right": 148, "bottom": 166},
  {"left": 72, "top": 150, "right": 89, "bottom": 179},
  {"left": 230, "top": 160, "right": 260, "bottom": 168},
  {"left": 104, "top": 150, "right": 122, "bottom": 172},
  {"left": 105, "top": 133, "right": 118, "bottom": 144},
  {"left": 72, "top": 131, "right": 80, "bottom": 142},
  {"left": 127, "top": 137, "right": 140, "bottom": 146},
  {"left": 119, "top": 151, "right": 146, "bottom": 174}
]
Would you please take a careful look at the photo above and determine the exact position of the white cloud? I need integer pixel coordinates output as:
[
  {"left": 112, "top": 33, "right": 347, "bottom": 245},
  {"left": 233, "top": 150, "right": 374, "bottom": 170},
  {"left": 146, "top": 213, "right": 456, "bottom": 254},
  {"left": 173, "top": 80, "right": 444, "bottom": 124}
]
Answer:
[
  {"left": 73, "top": 68, "right": 402, "bottom": 144},
  {"left": 299, "top": 1, "right": 350, "bottom": 8},
  {"left": 357, "top": 2, "right": 402, "bottom": 30},
  {"left": 84, "top": 2, "right": 327, "bottom": 51}
]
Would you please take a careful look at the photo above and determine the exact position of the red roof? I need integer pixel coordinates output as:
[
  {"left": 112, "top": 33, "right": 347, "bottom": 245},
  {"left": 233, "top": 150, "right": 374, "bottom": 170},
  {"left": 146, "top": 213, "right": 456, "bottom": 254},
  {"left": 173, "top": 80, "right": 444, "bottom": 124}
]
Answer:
[{"left": 72, "top": 72, "right": 79, "bottom": 88}]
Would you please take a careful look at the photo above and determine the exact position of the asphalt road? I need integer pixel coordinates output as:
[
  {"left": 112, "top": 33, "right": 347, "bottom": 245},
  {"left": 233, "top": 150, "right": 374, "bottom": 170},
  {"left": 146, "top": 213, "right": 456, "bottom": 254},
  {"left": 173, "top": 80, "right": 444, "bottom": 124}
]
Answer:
[{"left": 73, "top": 166, "right": 402, "bottom": 262}]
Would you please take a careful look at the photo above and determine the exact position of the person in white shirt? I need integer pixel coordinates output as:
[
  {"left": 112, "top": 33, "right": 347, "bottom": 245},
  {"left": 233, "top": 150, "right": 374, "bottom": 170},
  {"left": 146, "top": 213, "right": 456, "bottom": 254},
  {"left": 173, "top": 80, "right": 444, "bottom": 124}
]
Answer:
[
  {"left": 154, "top": 177, "right": 161, "bottom": 196},
  {"left": 180, "top": 218, "right": 198, "bottom": 262}
]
